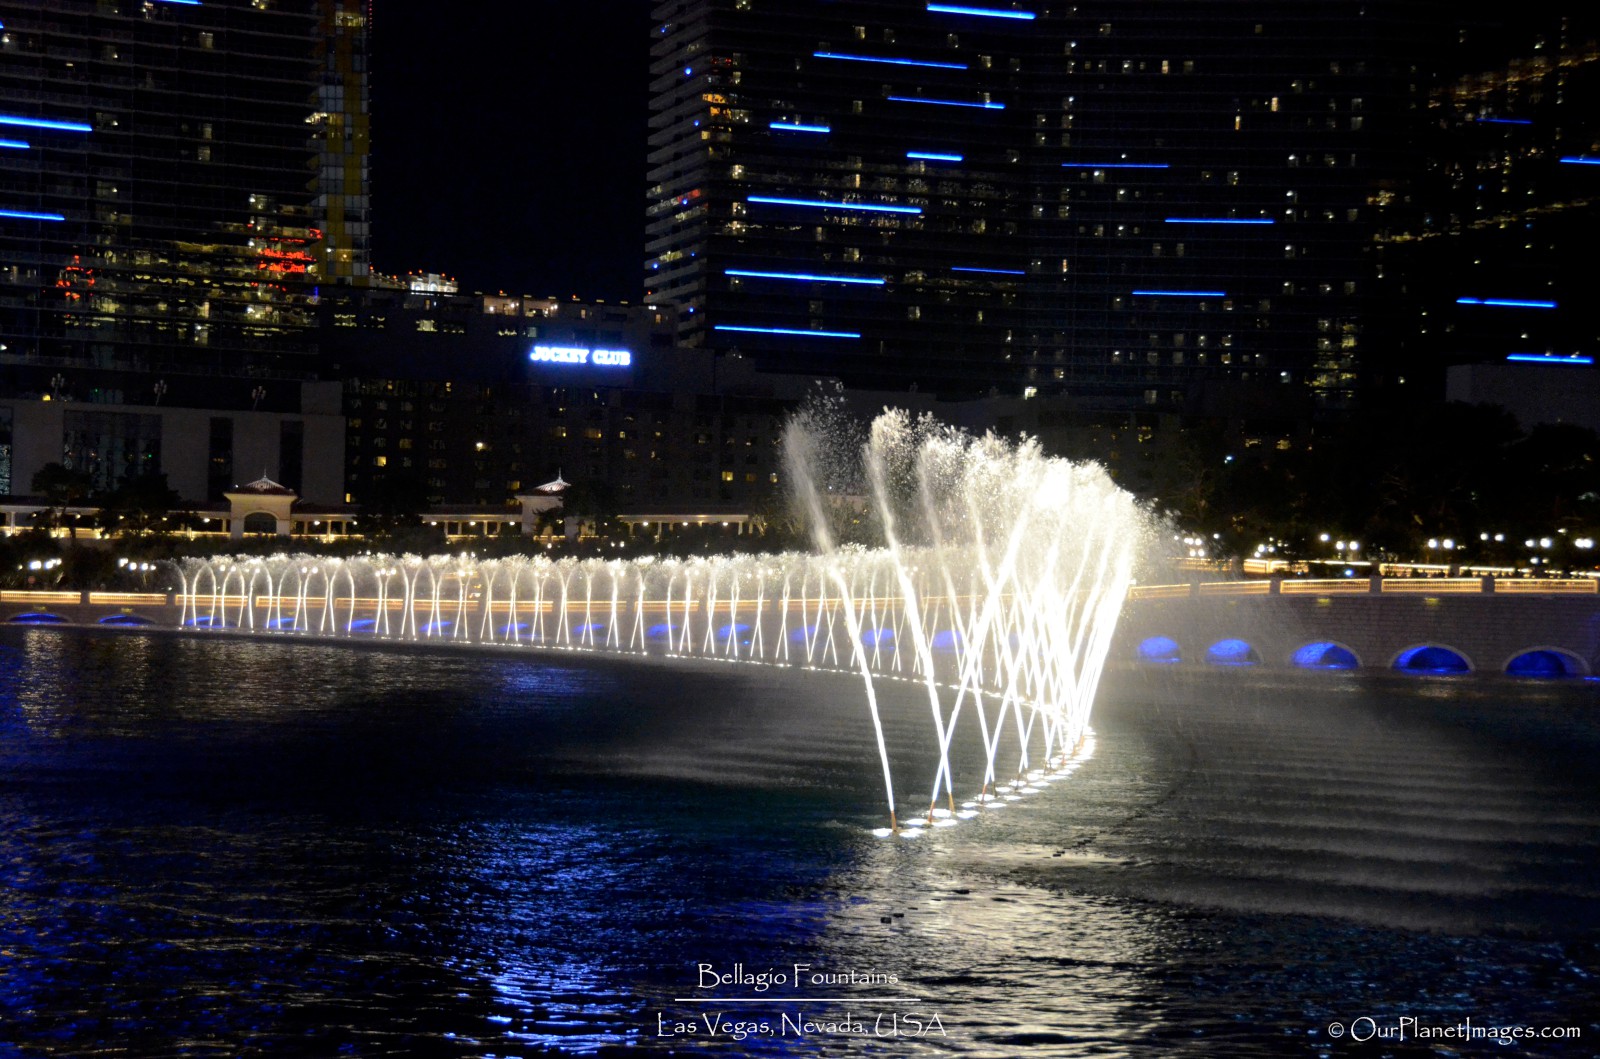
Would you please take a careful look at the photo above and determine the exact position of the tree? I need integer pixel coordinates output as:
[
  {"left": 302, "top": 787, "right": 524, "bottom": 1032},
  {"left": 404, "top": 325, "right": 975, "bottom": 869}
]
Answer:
[
  {"left": 1502, "top": 423, "right": 1600, "bottom": 530},
  {"left": 96, "top": 472, "right": 183, "bottom": 537},
  {"left": 30, "top": 462, "right": 92, "bottom": 539},
  {"left": 359, "top": 472, "right": 432, "bottom": 536},
  {"left": 559, "top": 480, "right": 617, "bottom": 538}
]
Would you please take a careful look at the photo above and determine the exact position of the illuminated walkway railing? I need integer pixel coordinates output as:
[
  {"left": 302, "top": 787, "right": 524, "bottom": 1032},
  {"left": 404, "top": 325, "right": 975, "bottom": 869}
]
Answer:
[
  {"left": 1127, "top": 576, "right": 1596, "bottom": 601},
  {"left": 0, "top": 590, "right": 172, "bottom": 606}
]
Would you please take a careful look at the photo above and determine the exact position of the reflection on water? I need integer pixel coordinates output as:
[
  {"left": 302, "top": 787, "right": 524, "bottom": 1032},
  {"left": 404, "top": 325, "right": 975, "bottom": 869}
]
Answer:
[{"left": 0, "top": 628, "right": 1596, "bottom": 1056}]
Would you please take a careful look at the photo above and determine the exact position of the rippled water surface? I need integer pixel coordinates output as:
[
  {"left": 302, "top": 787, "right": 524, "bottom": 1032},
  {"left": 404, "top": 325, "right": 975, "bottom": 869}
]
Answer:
[{"left": 1, "top": 628, "right": 1596, "bottom": 1056}]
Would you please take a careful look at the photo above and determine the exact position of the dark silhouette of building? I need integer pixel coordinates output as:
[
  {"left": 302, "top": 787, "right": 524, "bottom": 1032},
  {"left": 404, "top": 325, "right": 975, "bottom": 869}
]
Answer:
[
  {"left": 325, "top": 287, "right": 796, "bottom": 514},
  {"left": 646, "top": 1, "right": 1594, "bottom": 413},
  {"left": 0, "top": 0, "right": 371, "bottom": 500},
  {"left": 1381, "top": 9, "right": 1599, "bottom": 397}
]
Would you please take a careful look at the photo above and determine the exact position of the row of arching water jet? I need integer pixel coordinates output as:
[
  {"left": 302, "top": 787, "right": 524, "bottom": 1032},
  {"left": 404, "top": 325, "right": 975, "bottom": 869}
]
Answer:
[
  {"left": 782, "top": 405, "right": 1145, "bottom": 836},
  {"left": 176, "top": 408, "right": 1146, "bottom": 837}
]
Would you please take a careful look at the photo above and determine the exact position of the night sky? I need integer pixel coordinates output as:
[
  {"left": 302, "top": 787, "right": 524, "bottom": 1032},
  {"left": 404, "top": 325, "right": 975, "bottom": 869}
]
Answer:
[{"left": 369, "top": 6, "right": 650, "bottom": 301}]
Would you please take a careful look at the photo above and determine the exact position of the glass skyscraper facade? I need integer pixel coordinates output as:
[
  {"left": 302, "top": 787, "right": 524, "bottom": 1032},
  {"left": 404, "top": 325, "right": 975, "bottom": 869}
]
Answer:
[
  {"left": 646, "top": 0, "right": 1440, "bottom": 407},
  {"left": 1386, "top": 10, "right": 1599, "bottom": 390},
  {"left": 0, "top": 0, "right": 369, "bottom": 391}
]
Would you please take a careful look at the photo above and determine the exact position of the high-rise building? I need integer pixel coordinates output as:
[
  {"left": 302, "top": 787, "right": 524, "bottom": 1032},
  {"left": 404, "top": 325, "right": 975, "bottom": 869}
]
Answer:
[
  {"left": 647, "top": 0, "right": 1042, "bottom": 395},
  {"left": 1385, "top": 10, "right": 1599, "bottom": 394},
  {"left": 315, "top": 0, "right": 372, "bottom": 285},
  {"left": 646, "top": 1, "right": 1451, "bottom": 409},
  {"left": 0, "top": 0, "right": 370, "bottom": 500},
  {"left": 0, "top": 0, "right": 370, "bottom": 382}
]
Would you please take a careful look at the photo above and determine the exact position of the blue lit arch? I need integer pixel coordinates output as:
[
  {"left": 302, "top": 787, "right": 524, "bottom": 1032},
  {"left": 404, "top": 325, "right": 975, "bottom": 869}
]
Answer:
[
  {"left": 1392, "top": 644, "right": 1472, "bottom": 675},
  {"left": 1504, "top": 647, "right": 1589, "bottom": 679},
  {"left": 1205, "top": 638, "right": 1260, "bottom": 666},
  {"left": 98, "top": 613, "right": 155, "bottom": 627},
  {"left": 7, "top": 611, "right": 67, "bottom": 624},
  {"left": 1136, "top": 636, "right": 1181, "bottom": 664},
  {"left": 1291, "top": 641, "right": 1360, "bottom": 670}
]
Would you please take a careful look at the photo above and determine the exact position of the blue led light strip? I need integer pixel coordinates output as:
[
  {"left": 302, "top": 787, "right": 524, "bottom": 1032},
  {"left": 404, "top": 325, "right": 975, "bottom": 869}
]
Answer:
[
  {"left": 814, "top": 51, "right": 968, "bottom": 70},
  {"left": 1559, "top": 157, "right": 1600, "bottom": 165},
  {"left": 748, "top": 196, "right": 922, "bottom": 215},
  {"left": 1506, "top": 354, "right": 1591, "bottom": 365},
  {"left": 726, "top": 269, "right": 886, "bottom": 286},
  {"left": 887, "top": 95, "right": 1004, "bottom": 110},
  {"left": 1457, "top": 297, "right": 1557, "bottom": 309},
  {"left": 0, "top": 209, "right": 66, "bottom": 221},
  {"left": 1132, "top": 289, "right": 1227, "bottom": 297},
  {"left": 1164, "top": 217, "right": 1275, "bottom": 225},
  {"left": 770, "top": 122, "right": 830, "bottom": 133},
  {"left": 926, "top": 3, "right": 1037, "bottom": 19},
  {"left": 907, "top": 151, "right": 964, "bottom": 162},
  {"left": 1067, "top": 162, "right": 1170, "bottom": 169},
  {"left": 155, "top": 0, "right": 202, "bottom": 5},
  {"left": 714, "top": 325, "right": 861, "bottom": 339},
  {"left": 0, "top": 115, "right": 92, "bottom": 133},
  {"left": 952, "top": 266, "right": 1026, "bottom": 275},
  {"left": 0, "top": 139, "right": 30, "bottom": 150},
  {"left": 1477, "top": 117, "right": 1531, "bottom": 125}
]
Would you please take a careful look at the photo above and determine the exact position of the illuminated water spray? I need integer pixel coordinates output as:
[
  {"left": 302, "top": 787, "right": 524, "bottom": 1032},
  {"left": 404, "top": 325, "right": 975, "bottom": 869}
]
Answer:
[
  {"left": 782, "top": 406, "right": 1143, "bottom": 835},
  {"left": 177, "top": 410, "right": 1144, "bottom": 836}
]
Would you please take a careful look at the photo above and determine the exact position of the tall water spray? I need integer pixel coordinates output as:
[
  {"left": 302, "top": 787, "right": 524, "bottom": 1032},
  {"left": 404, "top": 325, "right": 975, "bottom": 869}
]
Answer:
[
  {"left": 176, "top": 410, "right": 1144, "bottom": 836},
  {"left": 782, "top": 405, "right": 1145, "bottom": 833}
]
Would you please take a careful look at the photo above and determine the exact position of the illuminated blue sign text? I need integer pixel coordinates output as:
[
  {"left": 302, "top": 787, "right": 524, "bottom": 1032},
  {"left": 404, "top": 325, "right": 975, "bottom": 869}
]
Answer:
[{"left": 530, "top": 345, "right": 632, "bottom": 367}]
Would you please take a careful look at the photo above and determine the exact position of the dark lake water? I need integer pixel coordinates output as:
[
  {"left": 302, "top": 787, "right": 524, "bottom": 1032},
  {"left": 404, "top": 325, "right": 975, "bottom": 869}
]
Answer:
[{"left": 1, "top": 628, "right": 1596, "bottom": 1056}]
